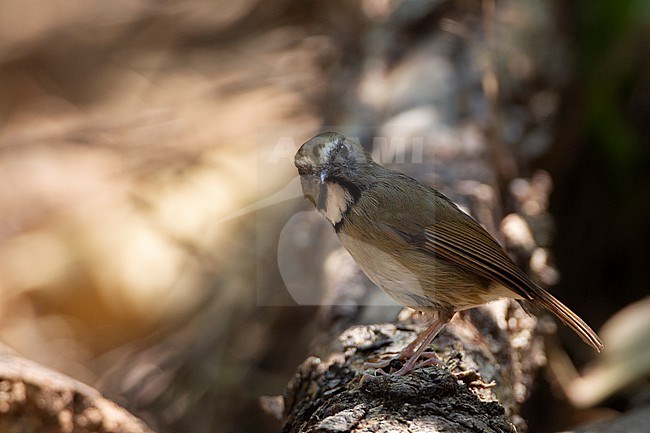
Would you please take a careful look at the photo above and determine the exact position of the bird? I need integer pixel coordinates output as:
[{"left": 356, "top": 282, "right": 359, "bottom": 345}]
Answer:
[{"left": 294, "top": 131, "right": 603, "bottom": 375}]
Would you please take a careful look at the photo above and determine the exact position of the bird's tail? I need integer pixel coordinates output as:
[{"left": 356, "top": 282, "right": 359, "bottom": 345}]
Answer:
[{"left": 533, "top": 289, "right": 603, "bottom": 351}]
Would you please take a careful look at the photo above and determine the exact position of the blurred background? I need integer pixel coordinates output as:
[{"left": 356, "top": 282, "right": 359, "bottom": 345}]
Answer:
[{"left": 0, "top": 0, "right": 648, "bottom": 432}]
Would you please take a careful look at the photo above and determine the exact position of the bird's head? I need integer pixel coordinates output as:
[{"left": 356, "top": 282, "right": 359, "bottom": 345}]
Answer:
[
  {"left": 294, "top": 132, "right": 370, "bottom": 183},
  {"left": 294, "top": 132, "right": 371, "bottom": 222}
]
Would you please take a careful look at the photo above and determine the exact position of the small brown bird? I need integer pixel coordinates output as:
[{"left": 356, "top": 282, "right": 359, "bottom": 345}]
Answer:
[{"left": 295, "top": 132, "right": 603, "bottom": 375}]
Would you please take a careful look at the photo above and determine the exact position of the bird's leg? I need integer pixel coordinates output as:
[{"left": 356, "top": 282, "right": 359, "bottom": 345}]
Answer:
[
  {"left": 388, "top": 316, "right": 447, "bottom": 376},
  {"left": 366, "top": 311, "right": 454, "bottom": 376},
  {"left": 365, "top": 326, "right": 432, "bottom": 369}
]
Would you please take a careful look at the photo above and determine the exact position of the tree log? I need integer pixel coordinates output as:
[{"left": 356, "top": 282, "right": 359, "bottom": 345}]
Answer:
[
  {"left": 278, "top": 297, "right": 548, "bottom": 432},
  {"left": 0, "top": 345, "right": 154, "bottom": 433}
]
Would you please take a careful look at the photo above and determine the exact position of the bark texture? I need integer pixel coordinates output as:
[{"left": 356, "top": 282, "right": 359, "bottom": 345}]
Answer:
[{"left": 279, "top": 299, "right": 548, "bottom": 432}]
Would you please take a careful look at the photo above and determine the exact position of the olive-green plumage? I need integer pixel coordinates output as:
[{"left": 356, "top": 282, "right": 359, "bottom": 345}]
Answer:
[{"left": 295, "top": 132, "right": 603, "bottom": 369}]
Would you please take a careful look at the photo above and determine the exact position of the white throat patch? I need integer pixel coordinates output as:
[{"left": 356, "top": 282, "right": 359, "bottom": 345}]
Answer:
[{"left": 319, "top": 183, "right": 353, "bottom": 225}]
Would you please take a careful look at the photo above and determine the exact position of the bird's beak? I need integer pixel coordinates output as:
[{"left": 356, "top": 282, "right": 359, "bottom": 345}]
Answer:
[
  {"left": 299, "top": 173, "right": 323, "bottom": 209},
  {"left": 319, "top": 168, "right": 329, "bottom": 183}
]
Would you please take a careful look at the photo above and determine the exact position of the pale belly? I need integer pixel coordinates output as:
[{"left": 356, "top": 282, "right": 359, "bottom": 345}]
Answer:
[{"left": 338, "top": 231, "right": 434, "bottom": 309}]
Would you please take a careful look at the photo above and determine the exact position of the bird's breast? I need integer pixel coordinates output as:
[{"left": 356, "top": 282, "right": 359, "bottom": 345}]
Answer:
[
  {"left": 299, "top": 175, "right": 355, "bottom": 225},
  {"left": 337, "top": 231, "right": 437, "bottom": 309}
]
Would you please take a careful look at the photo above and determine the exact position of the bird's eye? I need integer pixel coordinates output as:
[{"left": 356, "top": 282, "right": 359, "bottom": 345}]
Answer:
[{"left": 339, "top": 144, "right": 349, "bottom": 158}]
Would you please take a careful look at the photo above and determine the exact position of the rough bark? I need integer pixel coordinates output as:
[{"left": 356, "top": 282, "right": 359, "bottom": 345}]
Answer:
[
  {"left": 0, "top": 345, "right": 154, "bottom": 433},
  {"left": 275, "top": 296, "right": 548, "bottom": 432}
]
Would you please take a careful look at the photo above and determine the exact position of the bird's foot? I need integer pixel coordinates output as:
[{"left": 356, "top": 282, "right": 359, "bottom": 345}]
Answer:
[{"left": 365, "top": 350, "right": 445, "bottom": 376}]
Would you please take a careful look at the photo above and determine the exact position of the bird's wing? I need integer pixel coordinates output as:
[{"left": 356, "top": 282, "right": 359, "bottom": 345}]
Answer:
[
  {"left": 360, "top": 178, "right": 536, "bottom": 299},
  {"left": 420, "top": 219, "right": 536, "bottom": 301},
  {"left": 420, "top": 219, "right": 604, "bottom": 350}
]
